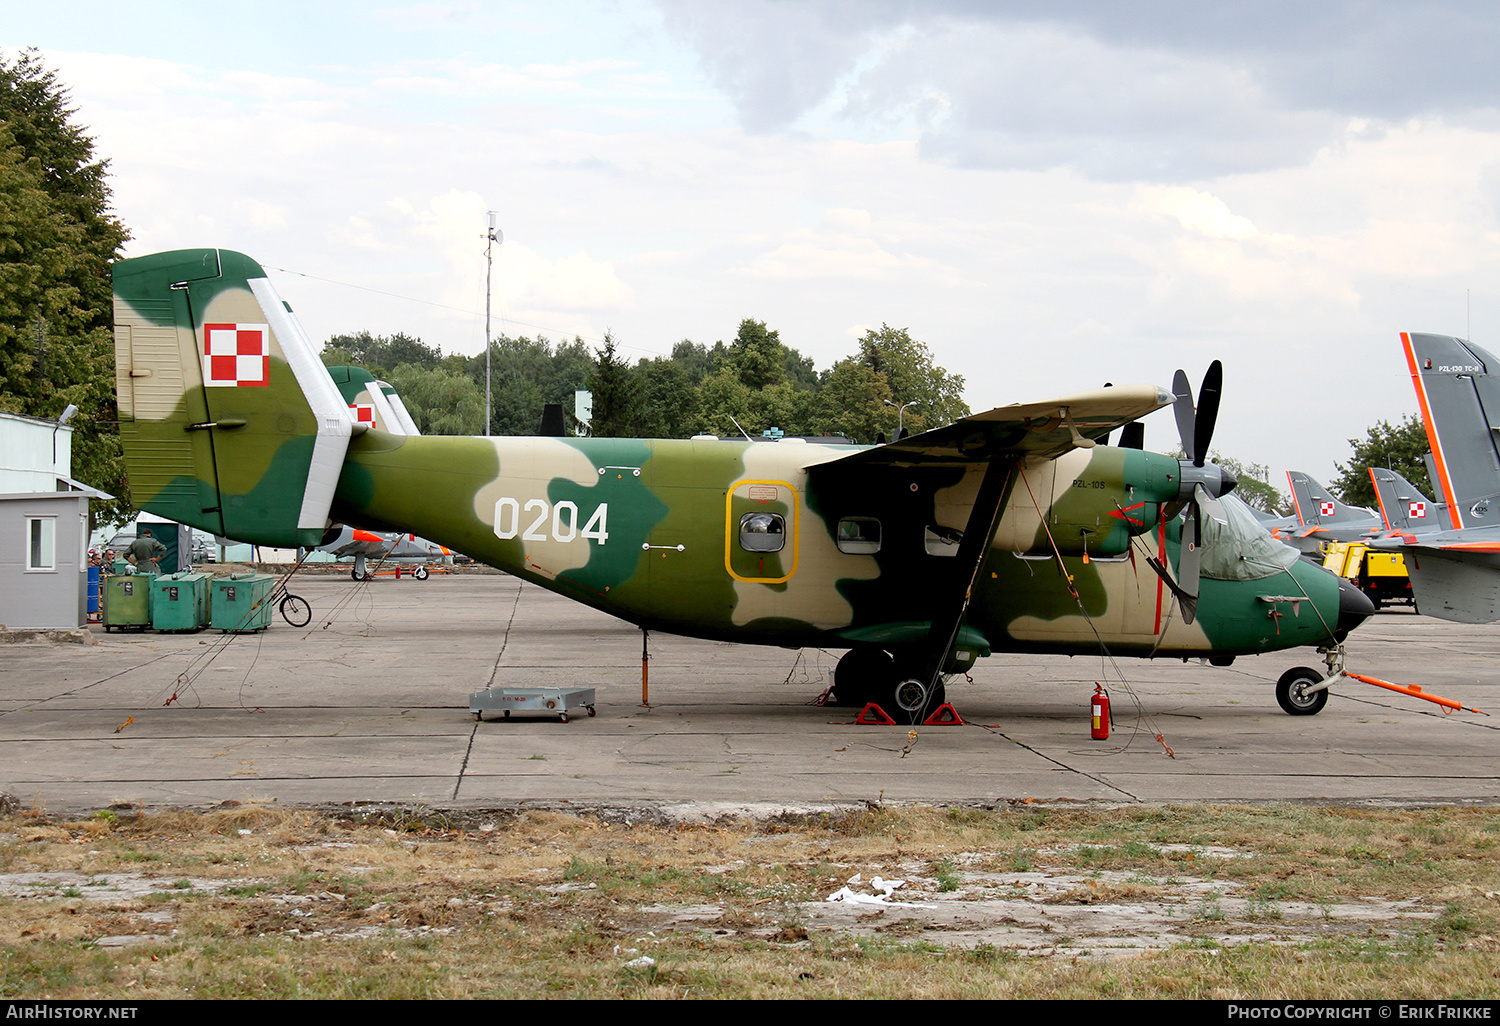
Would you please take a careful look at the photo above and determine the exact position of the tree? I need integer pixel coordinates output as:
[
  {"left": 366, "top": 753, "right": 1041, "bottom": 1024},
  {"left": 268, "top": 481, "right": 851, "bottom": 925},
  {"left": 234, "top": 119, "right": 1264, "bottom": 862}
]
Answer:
[
  {"left": 386, "top": 363, "right": 483, "bottom": 435},
  {"left": 634, "top": 357, "right": 696, "bottom": 438},
  {"left": 856, "top": 324, "right": 968, "bottom": 432},
  {"left": 322, "top": 330, "right": 441, "bottom": 379},
  {"left": 0, "top": 50, "right": 131, "bottom": 526},
  {"left": 586, "top": 331, "right": 638, "bottom": 437},
  {"left": 462, "top": 334, "right": 592, "bottom": 435},
  {"left": 1216, "top": 456, "right": 1287, "bottom": 515},
  {"left": 1331, "top": 414, "right": 1432, "bottom": 508},
  {"left": 816, "top": 358, "right": 893, "bottom": 443},
  {"left": 728, "top": 318, "right": 785, "bottom": 391}
]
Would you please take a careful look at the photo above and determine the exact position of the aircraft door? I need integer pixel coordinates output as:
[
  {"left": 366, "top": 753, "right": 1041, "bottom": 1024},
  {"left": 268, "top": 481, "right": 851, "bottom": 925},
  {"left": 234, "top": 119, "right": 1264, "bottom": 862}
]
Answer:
[{"left": 726, "top": 479, "right": 799, "bottom": 584}]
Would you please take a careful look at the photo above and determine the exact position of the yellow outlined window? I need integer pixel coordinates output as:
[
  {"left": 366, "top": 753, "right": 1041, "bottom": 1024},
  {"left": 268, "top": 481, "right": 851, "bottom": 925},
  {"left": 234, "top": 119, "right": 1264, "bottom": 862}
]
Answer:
[{"left": 725, "top": 479, "right": 798, "bottom": 583}]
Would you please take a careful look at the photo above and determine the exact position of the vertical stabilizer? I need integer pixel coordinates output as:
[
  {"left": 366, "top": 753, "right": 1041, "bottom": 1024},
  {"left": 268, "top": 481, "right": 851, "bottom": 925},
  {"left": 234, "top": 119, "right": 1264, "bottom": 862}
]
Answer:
[
  {"left": 1286, "top": 471, "right": 1373, "bottom": 526},
  {"left": 113, "top": 249, "right": 353, "bottom": 547},
  {"left": 1370, "top": 466, "right": 1449, "bottom": 533},
  {"left": 1402, "top": 332, "right": 1500, "bottom": 531}
]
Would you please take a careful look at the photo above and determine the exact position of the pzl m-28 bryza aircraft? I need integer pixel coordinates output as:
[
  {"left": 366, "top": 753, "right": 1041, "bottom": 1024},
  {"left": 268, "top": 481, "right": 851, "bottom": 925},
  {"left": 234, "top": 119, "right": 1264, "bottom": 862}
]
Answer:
[{"left": 111, "top": 249, "right": 1373, "bottom": 720}]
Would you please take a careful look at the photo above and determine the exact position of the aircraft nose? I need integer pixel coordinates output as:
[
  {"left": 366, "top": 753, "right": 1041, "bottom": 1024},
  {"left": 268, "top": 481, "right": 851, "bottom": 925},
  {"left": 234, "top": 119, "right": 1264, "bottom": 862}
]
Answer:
[{"left": 1334, "top": 576, "right": 1376, "bottom": 640}]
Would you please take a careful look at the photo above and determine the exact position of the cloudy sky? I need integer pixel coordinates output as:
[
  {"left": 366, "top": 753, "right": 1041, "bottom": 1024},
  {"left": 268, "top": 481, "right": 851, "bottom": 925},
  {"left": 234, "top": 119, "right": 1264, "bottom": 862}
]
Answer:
[{"left": 12, "top": 0, "right": 1500, "bottom": 485}]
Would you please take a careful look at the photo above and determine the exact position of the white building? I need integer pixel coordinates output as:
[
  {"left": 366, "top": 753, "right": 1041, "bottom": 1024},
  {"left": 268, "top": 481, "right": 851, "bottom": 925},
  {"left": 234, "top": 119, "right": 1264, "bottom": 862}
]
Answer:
[{"left": 0, "top": 410, "right": 109, "bottom": 629}]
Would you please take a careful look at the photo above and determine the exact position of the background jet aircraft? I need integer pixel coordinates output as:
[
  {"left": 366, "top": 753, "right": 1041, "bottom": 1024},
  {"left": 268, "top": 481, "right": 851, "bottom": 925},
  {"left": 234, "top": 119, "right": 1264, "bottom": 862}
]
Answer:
[
  {"left": 111, "top": 249, "right": 1372, "bottom": 720},
  {"left": 1365, "top": 332, "right": 1500, "bottom": 623},
  {"left": 314, "top": 526, "right": 452, "bottom": 580},
  {"left": 1369, "top": 466, "right": 1449, "bottom": 534},
  {"left": 1284, "top": 472, "right": 1384, "bottom": 541}
]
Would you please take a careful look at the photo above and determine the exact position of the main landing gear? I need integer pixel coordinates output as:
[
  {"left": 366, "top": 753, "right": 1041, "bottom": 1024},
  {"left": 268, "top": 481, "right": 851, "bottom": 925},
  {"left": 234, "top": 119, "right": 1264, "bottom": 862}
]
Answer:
[{"left": 833, "top": 647, "right": 946, "bottom": 725}]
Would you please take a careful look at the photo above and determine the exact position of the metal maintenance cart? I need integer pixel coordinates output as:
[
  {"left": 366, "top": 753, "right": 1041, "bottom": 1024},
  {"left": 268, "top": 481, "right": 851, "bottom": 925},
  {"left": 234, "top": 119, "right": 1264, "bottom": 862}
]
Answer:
[{"left": 469, "top": 687, "right": 597, "bottom": 723}]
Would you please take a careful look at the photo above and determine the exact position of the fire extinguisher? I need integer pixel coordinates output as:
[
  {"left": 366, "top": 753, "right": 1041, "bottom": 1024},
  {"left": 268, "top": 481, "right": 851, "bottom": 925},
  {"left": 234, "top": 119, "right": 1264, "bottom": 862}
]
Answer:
[{"left": 1091, "top": 683, "right": 1111, "bottom": 740}]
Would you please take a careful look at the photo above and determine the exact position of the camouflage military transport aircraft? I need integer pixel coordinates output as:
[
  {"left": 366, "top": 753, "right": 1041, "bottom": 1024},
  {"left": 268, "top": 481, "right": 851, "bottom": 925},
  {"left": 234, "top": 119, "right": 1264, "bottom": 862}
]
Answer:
[
  {"left": 1365, "top": 333, "right": 1500, "bottom": 623},
  {"left": 111, "top": 249, "right": 1373, "bottom": 720}
]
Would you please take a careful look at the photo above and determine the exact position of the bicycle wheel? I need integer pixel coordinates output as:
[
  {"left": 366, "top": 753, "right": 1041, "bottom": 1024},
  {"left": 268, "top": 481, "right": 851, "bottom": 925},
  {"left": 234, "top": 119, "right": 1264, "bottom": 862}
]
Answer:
[{"left": 279, "top": 593, "right": 312, "bottom": 628}]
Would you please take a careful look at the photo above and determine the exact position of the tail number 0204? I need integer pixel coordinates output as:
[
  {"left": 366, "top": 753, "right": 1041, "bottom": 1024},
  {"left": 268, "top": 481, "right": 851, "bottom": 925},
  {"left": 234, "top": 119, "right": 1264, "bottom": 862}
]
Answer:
[{"left": 493, "top": 498, "right": 609, "bottom": 544}]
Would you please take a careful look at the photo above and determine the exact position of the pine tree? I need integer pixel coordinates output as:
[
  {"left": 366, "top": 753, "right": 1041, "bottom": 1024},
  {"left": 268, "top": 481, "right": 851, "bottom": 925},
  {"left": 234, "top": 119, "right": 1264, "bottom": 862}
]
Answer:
[{"left": 0, "top": 50, "right": 131, "bottom": 524}]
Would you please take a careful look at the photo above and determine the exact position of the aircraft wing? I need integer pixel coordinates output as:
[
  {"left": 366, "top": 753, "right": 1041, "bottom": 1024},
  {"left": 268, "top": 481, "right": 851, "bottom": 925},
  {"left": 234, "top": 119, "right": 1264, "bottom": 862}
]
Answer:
[{"left": 806, "top": 384, "right": 1173, "bottom": 470}]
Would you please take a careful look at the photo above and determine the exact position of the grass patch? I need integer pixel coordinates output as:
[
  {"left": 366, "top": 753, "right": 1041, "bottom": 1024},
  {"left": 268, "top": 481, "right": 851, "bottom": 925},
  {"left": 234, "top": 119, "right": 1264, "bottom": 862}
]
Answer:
[{"left": 0, "top": 803, "right": 1498, "bottom": 998}]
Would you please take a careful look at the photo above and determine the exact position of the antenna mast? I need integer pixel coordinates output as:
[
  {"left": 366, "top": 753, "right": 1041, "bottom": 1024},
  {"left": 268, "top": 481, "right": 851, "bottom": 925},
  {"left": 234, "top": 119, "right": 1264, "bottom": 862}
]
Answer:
[{"left": 485, "top": 211, "right": 502, "bottom": 436}]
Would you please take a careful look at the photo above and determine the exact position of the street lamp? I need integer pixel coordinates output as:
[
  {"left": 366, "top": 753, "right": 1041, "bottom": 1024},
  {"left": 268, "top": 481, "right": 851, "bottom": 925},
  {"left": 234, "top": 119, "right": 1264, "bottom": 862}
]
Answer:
[{"left": 884, "top": 399, "right": 917, "bottom": 440}]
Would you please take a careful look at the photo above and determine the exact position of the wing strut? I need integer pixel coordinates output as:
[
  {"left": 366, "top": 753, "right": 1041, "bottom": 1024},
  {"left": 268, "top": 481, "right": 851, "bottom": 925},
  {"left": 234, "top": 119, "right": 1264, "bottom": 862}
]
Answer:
[{"left": 920, "top": 459, "right": 1017, "bottom": 690}]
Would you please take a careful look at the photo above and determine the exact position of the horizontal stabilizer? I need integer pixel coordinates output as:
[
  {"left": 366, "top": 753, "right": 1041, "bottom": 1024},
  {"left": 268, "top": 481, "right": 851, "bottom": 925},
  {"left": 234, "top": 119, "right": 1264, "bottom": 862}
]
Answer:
[{"left": 1402, "top": 547, "right": 1500, "bottom": 623}]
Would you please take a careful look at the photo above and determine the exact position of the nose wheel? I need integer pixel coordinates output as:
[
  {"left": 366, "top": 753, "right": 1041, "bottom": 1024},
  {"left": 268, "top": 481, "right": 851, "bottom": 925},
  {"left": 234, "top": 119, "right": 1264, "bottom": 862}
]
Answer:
[{"left": 1276, "top": 666, "right": 1329, "bottom": 716}]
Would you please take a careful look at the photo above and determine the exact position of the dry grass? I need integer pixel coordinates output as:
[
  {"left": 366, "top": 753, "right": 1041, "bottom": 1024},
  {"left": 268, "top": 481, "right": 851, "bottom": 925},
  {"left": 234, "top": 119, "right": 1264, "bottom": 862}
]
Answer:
[{"left": 1, "top": 802, "right": 1497, "bottom": 999}]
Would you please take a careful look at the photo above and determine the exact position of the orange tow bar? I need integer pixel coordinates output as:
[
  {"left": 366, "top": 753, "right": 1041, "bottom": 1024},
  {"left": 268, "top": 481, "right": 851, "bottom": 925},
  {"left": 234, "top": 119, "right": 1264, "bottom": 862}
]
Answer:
[{"left": 1343, "top": 672, "right": 1488, "bottom": 716}]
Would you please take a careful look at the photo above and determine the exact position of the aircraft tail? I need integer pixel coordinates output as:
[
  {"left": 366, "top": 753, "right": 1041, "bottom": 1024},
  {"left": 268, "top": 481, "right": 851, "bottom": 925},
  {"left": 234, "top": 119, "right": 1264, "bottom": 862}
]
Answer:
[
  {"left": 1369, "top": 466, "right": 1448, "bottom": 532},
  {"left": 113, "top": 249, "right": 353, "bottom": 547},
  {"left": 1402, "top": 332, "right": 1500, "bottom": 531},
  {"left": 327, "top": 366, "right": 422, "bottom": 436},
  {"left": 1285, "top": 471, "right": 1372, "bottom": 526}
]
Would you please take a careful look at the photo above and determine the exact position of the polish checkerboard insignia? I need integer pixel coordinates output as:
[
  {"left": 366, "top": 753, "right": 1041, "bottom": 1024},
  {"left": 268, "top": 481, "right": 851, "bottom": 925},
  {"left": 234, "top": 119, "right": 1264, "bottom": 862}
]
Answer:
[
  {"left": 350, "top": 403, "right": 375, "bottom": 425},
  {"left": 1409, "top": 501, "right": 1426, "bottom": 518},
  {"left": 1319, "top": 501, "right": 1336, "bottom": 517},
  {"left": 203, "top": 323, "right": 270, "bottom": 387}
]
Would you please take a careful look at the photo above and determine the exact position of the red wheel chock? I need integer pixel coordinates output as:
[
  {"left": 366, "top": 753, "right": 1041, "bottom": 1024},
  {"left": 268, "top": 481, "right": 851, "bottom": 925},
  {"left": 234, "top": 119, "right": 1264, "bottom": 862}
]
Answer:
[
  {"left": 922, "top": 703, "right": 964, "bottom": 726},
  {"left": 855, "top": 703, "right": 898, "bottom": 724}
]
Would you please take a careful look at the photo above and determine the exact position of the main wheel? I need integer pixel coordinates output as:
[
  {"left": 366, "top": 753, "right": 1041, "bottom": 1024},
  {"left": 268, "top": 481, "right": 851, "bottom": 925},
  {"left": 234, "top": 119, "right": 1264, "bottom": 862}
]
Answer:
[
  {"left": 414, "top": 566, "right": 429, "bottom": 580},
  {"left": 886, "top": 674, "right": 946, "bottom": 725},
  {"left": 279, "top": 594, "right": 312, "bottom": 628},
  {"left": 1276, "top": 666, "right": 1328, "bottom": 716},
  {"left": 832, "top": 648, "right": 894, "bottom": 706},
  {"left": 350, "top": 568, "right": 363, "bottom": 582}
]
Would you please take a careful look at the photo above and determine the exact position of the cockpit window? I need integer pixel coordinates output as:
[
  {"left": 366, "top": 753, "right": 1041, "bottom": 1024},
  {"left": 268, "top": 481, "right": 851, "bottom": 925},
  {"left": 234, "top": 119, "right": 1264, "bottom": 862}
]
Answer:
[
  {"left": 739, "top": 512, "right": 786, "bottom": 552},
  {"left": 1199, "top": 494, "right": 1300, "bottom": 581}
]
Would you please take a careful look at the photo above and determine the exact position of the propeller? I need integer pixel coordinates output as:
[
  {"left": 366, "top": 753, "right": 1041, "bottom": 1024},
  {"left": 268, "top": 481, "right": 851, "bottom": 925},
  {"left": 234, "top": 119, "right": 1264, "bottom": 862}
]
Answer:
[{"left": 1166, "top": 360, "right": 1236, "bottom": 624}]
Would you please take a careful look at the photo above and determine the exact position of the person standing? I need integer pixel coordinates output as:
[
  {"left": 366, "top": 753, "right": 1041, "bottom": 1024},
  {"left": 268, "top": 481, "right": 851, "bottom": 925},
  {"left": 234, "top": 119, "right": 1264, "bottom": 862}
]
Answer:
[{"left": 126, "top": 528, "right": 167, "bottom": 574}]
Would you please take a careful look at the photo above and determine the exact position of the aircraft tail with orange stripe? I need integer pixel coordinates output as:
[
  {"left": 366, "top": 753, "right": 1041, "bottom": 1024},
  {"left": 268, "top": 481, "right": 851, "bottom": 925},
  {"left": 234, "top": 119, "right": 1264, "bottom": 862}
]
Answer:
[{"left": 1401, "top": 332, "right": 1500, "bottom": 532}]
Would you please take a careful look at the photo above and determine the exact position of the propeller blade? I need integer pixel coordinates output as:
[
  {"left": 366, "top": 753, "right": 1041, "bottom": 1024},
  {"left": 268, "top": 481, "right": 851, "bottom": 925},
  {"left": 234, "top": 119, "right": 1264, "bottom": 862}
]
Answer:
[
  {"left": 1178, "top": 505, "right": 1202, "bottom": 625},
  {"left": 1194, "top": 481, "right": 1228, "bottom": 526},
  {"left": 1192, "top": 360, "right": 1222, "bottom": 468},
  {"left": 1118, "top": 422, "right": 1145, "bottom": 449},
  {"left": 1172, "top": 369, "right": 1195, "bottom": 463}
]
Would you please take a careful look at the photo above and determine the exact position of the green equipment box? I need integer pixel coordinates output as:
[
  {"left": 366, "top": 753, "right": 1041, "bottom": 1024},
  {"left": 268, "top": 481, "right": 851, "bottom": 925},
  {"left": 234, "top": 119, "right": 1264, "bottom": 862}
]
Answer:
[
  {"left": 210, "top": 573, "right": 277, "bottom": 633},
  {"left": 151, "top": 571, "right": 214, "bottom": 632},
  {"left": 103, "top": 574, "right": 152, "bottom": 632}
]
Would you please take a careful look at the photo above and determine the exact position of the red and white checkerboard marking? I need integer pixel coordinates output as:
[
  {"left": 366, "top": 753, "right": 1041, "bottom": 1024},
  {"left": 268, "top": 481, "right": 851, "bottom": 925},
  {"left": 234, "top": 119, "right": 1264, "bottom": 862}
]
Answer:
[
  {"left": 203, "top": 323, "right": 269, "bottom": 387},
  {"left": 1409, "top": 501, "right": 1427, "bottom": 518},
  {"left": 1319, "top": 501, "right": 1336, "bottom": 517},
  {"left": 350, "top": 403, "right": 375, "bottom": 426}
]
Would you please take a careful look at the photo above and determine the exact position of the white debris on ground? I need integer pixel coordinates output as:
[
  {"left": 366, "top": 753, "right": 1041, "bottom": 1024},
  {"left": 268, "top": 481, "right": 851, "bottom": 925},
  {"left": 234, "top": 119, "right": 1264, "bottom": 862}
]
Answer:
[{"left": 826, "top": 873, "right": 936, "bottom": 908}]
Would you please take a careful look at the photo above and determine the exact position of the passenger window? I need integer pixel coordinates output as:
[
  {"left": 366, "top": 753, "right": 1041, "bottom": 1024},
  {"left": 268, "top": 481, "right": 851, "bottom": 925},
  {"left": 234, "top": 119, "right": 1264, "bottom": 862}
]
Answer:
[
  {"left": 924, "top": 525, "right": 960, "bottom": 557},
  {"left": 836, "top": 518, "right": 881, "bottom": 554},
  {"left": 739, "top": 512, "right": 786, "bottom": 552}
]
